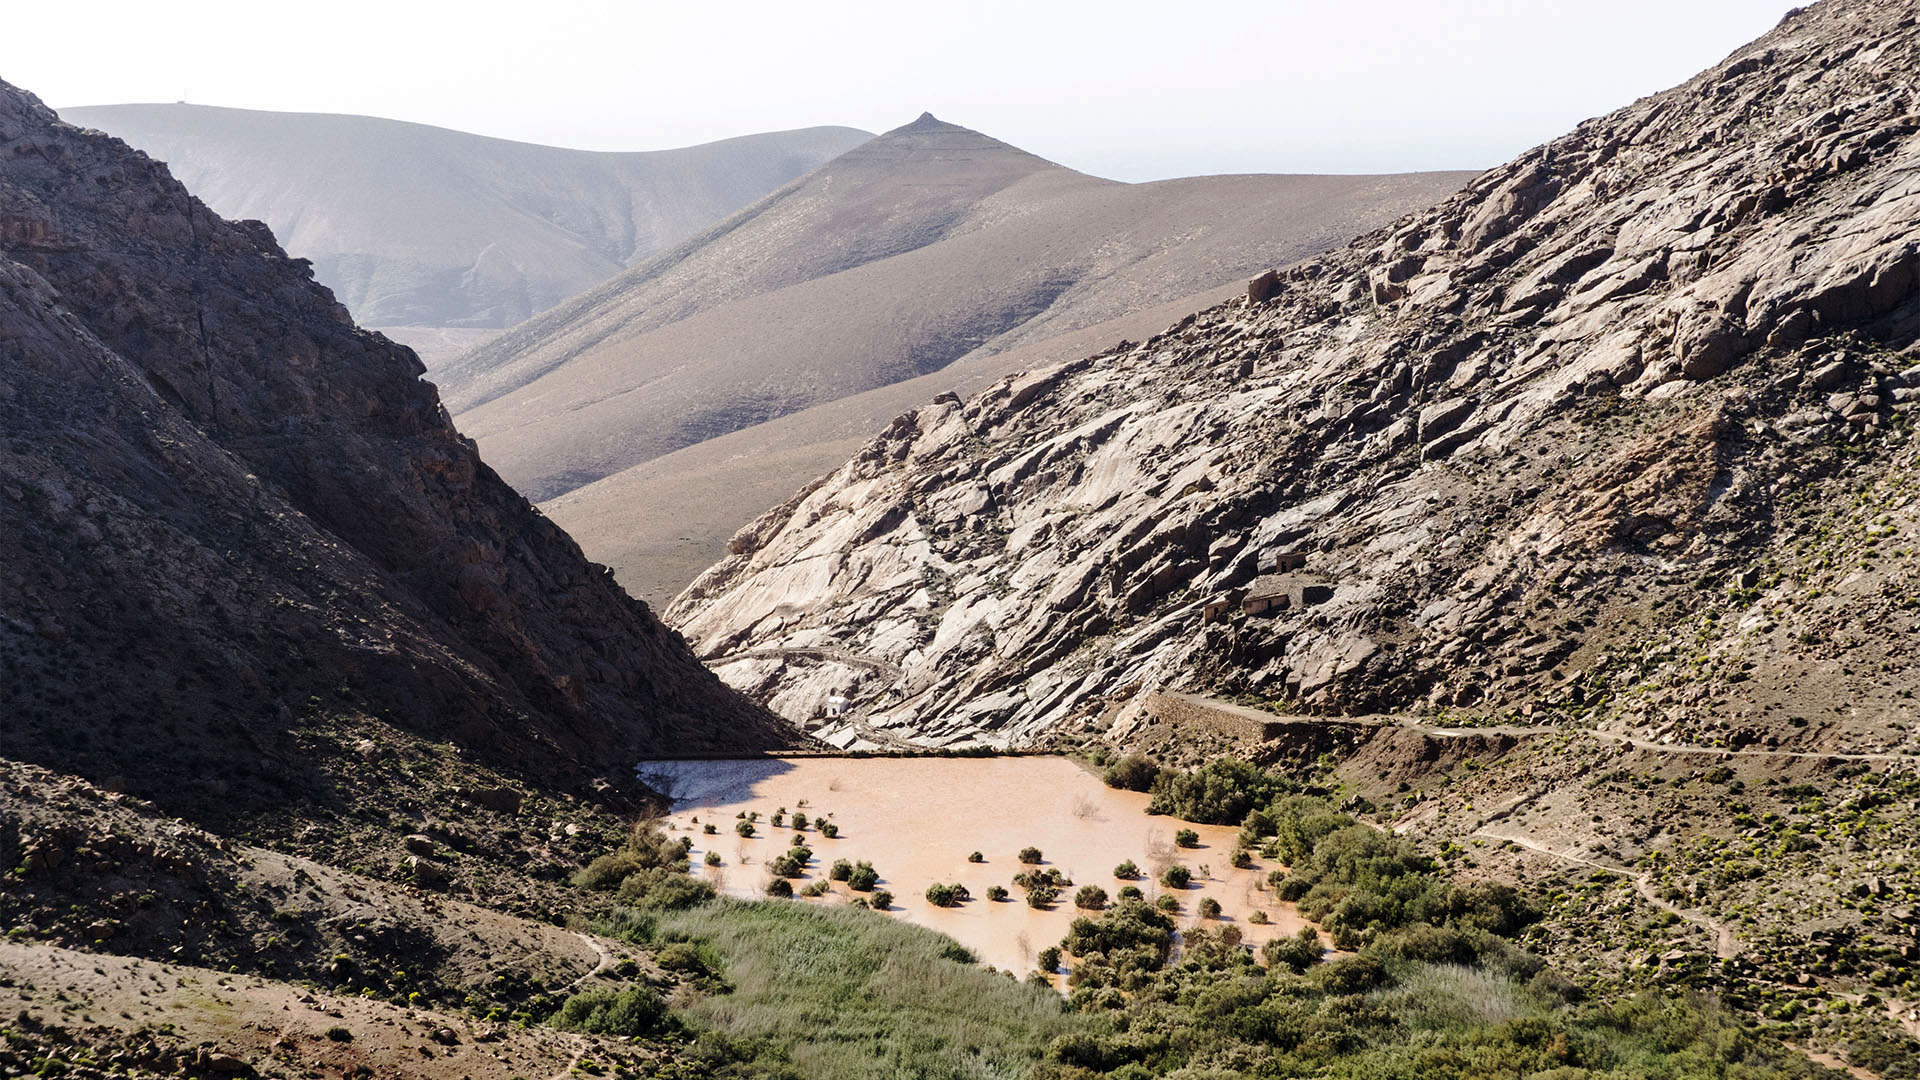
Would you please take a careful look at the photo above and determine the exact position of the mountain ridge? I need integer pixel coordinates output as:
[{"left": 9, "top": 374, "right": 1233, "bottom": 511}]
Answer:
[
  {"left": 1, "top": 80, "right": 789, "bottom": 828},
  {"left": 60, "top": 101, "right": 871, "bottom": 334},
  {"left": 668, "top": 0, "right": 1920, "bottom": 755}
]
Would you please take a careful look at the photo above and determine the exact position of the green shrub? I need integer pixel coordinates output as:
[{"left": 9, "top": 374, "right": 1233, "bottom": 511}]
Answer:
[
  {"left": 792, "top": 812, "right": 809, "bottom": 830},
  {"left": 550, "top": 984, "right": 669, "bottom": 1036},
  {"left": 703, "top": 823, "right": 718, "bottom": 835},
  {"left": 1037, "top": 946, "right": 1062, "bottom": 972},
  {"left": 1160, "top": 865, "right": 1191, "bottom": 888},
  {"left": 1155, "top": 894, "right": 1179, "bottom": 912},
  {"left": 1263, "top": 926, "right": 1322, "bottom": 973},
  {"left": 1231, "top": 848, "right": 1253, "bottom": 868},
  {"left": 1174, "top": 828, "right": 1200, "bottom": 848},
  {"left": 766, "top": 877, "right": 793, "bottom": 898},
  {"left": 324, "top": 1025, "right": 352, "bottom": 1042},
  {"left": 1114, "top": 859, "right": 1141, "bottom": 879},
  {"left": 870, "top": 889, "right": 893, "bottom": 910},
  {"left": 819, "top": 822, "right": 839, "bottom": 838},
  {"left": 1197, "top": 896, "right": 1221, "bottom": 919},
  {"left": 1019, "top": 846, "right": 1044, "bottom": 864},
  {"left": 968, "top": 850, "right": 985, "bottom": 863},
  {"left": 987, "top": 885, "right": 1010, "bottom": 901},
  {"left": 1074, "top": 885, "right": 1109, "bottom": 910},
  {"left": 830, "top": 858, "right": 853, "bottom": 881},
  {"left": 1248, "top": 909, "right": 1269, "bottom": 925},
  {"left": 615, "top": 867, "right": 715, "bottom": 910},
  {"left": 1103, "top": 754, "right": 1160, "bottom": 792},
  {"left": 736, "top": 820, "right": 755, "bottom": 838},
  {"left": 1147, "top": 758, "right": 1296, "bottom": 824},
  {"left": 925, "top": 883, "right": 971, "bottom": 907},
  {"left": 705, "top": 850, "right": 721, "bottom": 866},
  {"left": 1117, "top": 885, "right": 1143, "bottom": 901},
  {"left": 847, "top": 861, "right": 879, "bottom": 891}
]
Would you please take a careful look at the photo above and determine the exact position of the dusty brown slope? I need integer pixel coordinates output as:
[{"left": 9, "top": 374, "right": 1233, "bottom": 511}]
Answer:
[
  {"left": 439, "top": 113, "right": 1473, "bottom": 502},
  {"left": 0, "top": 80, "right": 787, "bottom": 830},
  {"left": 61, "top": 102, "right": 870, "bottom": 334},
  {"left": 671, "top": 0, "right": 1920, "bottom": 753},
  {"left": 544, "top": 280, "right": 1244, "bottom": 604}
]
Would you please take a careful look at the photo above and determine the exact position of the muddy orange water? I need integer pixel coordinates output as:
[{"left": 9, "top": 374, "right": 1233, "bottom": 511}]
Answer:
[{"left": 637, "top": 756, "right": 1313, "bottom": 975}]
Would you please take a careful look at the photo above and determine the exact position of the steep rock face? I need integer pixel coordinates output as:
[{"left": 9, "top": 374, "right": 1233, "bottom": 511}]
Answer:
[
  {"left": 0, "top": 81, "right": 785, "bottom": 820},
  {"left": 671, "top": 0, "right": 1920, "bottom": 752}
]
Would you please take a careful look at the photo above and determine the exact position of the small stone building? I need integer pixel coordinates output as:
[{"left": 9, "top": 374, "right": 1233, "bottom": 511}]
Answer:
[{"left": 1242, "top": 573, "right": 1334, "bottom": 616}]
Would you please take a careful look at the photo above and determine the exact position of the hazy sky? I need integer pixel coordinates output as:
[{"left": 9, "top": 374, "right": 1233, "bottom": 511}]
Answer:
[{"left": 16, "top": 0, "right": 1800, "bottom": 180}]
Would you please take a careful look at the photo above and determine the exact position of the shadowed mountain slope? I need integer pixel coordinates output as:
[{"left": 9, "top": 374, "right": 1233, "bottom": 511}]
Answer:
[
  {"left": 0, "top": 82, "right": 788, "bottom": 826},
  {"left": 59, "top": 102, "right": 870, "bottom": 336},
  {"left": 441, "top": 113, "right": 1470, "bottom": 569},
  {"left": 669, "top": 0, "right": 1920, "bottom": 753}
]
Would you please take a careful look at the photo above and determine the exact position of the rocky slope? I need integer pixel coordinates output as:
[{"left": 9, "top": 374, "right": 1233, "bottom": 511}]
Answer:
[
  {"left": 439, "top": 113, "right": 1472, "bottom": 503},
  {"left": 671, "top": 0, "right": 1920, "bottom": 753},
  {"left": 0, "top": 79, "right": 785, "bottom": 829},
  {"left": 62, "top": 102, "right": 869, "bottom": 337}
]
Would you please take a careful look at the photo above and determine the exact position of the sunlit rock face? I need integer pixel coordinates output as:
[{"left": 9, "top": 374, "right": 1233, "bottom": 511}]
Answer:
[{"left": 672, "top": 0, "right": 1920, "bottom": 753}]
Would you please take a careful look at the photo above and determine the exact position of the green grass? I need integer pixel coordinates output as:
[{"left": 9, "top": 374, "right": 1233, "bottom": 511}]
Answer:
[{"left": 655, "top": 899, "right": 1082, "bottom": 1079}]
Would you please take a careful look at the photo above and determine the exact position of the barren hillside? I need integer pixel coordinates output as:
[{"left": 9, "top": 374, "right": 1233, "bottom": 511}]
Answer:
[
  {"left": 61, "top": 102, "right": 869, "bottom": 344},
  {"left": 440, "top": 113, "right": 1473, "bottom": 506}
]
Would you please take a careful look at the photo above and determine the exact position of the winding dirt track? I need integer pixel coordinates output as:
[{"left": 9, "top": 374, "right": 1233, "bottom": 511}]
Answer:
[{"left": 1472, "top": 829, "right": 1741, "bottom": 959}]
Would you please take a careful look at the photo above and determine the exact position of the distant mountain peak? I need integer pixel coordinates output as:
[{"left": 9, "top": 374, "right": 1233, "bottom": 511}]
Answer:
[{"left": 887, "top": 111, "right": 974, "bottom": 137}]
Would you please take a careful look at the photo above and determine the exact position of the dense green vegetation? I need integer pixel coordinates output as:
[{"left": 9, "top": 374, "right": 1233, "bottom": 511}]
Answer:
[
  {"left": 1037, "top": 761, "right": 1835, "bottom": 1079},
  {"left": 646, "top": 899, "right": 1080, "bottom": 1079},
  {"left": 564, "top": 772, "right": 1851, "bottom": 1080}
]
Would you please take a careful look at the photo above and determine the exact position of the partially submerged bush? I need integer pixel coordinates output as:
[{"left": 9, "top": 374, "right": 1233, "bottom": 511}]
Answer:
[
  {"left": 1019, "top": 846, "right": 1044, "bottom": 864},
  {"left": 987, "top": 885, "right": 1010, "bottom": 901},
  {"left": 968, "top": 850, "right": 985, "bottom": 863},
  {"left": 870, "top": 889, "right": 893, "bottom": 910},
  {"left": 1174, "top": 828, "right": 1200, "bottom": 848},
  {"left": 847, "top": 861, "right": 879, "bottom": 891},
  {"left": 925, "top": 882, "right": 971, "bottom": 907},
  {"left": 1103, "top": 754, "right": 1160, "bottom": 792},
  {"left": 765, "top": 877, "right": 794, "bottom": 899},
  {"left": 735, "top": 820, "right": 756, "bottom": 838},
  {"left": 1074, "top": 885, "right": 1109, "bottom": 911},
  {"left": 1197, "top": 896, "right": 1222, "bottom": 919},
  {"left": 1113, "top": 859, "right": 1141, "bottom": 879},
  {"left": 1160, "top": 865, "right": 1191, "bottom": 888}
]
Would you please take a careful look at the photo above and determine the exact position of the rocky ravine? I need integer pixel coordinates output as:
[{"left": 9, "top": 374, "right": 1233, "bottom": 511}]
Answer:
[
  {"left": 672, "top": 0, "right": 1920, "bottom": 752},
  {"left": 0, "top": 79, "right": 785, "bottom": 826}
]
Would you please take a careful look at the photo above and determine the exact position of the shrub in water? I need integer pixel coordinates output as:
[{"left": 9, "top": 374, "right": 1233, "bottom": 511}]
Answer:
[
  {"left": 829, "top": 858, "right": 853, "bottom": 881},
  {"left": 735, "top": 820, "right": 755, "bottom": 838},
  {"left": 1074, "top": 885, "right": 1109, "bottom": 911},
  {"left": 1018, "top": 847, "right": 1043, "bottom": 864},
  {"left": 703, "top": 823, "right": 717, "bottom": 835},
  {"left": 705, "top": 851, "right": 721, "bottom": 866},
  {"left": 1156, "top": 894, "right": 1180, "bottom": 912},
  {"left": 847, "top": 861, "right": 879, "bottom": 891},
  {"left": 1102, "top": 754, "right": 1160, "bottom": 792},
  {"left": 1160, "top": 865, "right": 1191, "bottom": 888},
  {"left": 870, "top": 889, "right": 893, "bottom": 910},
  {"left": 1198, "top": 896, "right": 1222, "bottom": 919},
  {"left": 1232, "top": 849, "right": 1253, "bottom": 869},
  {"left": 987, "top": 885, "right": 1010, "bottom": 901},
  {"left": 925, "top": 883, "right": 971, "bottom": 907},
  {"left": 1113, "top": 859, "right": 1140, "bottom": 879},
  {"left": 1117, "top": 885, "right": 1143, "bottom": 901},
  {"left": 1037, "top": 946, "right": 1062, "bottom": 973},
  {"left": 1248, "top": 909, "right": 1269, "bottom": 925},
  {"left": 968, "top": 851, "right": 985, "bottom": 863},
  {"left": 1175, "top": 829, "right": 1200, "bottom": 848},
  {"left": 819, "top": 822, "right": 839, "bottom": 838},
  {"left": 792, "top": 812, "right": 809, "bottom": 830},
  {"left": 765, "top": 877, "right": 794, "bottom": 898}
]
